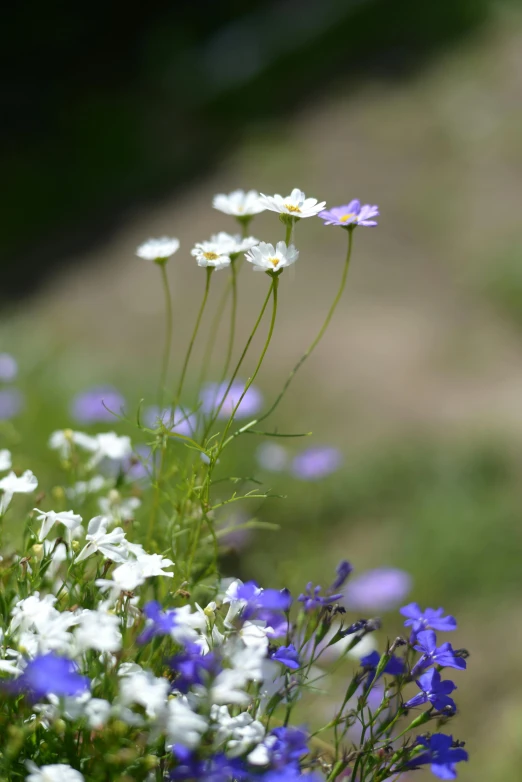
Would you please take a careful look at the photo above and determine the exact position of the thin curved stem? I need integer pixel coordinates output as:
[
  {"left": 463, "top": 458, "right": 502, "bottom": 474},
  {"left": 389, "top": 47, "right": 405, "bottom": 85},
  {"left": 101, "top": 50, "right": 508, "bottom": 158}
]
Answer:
[
  {"left": 174, "top": 267, "right": 213, "bottom": 406},
  {"left": 225, "top": 228, "right": 355, "bottom": 445},
  {"left": 157, "top": 263, "right": 173, "bottom": 409},
  {"left": 218, "top": 275, "right": 279, "bottom": 451},
  {"left": 201, "top": 279, "right": 275, "bottom": 441}
]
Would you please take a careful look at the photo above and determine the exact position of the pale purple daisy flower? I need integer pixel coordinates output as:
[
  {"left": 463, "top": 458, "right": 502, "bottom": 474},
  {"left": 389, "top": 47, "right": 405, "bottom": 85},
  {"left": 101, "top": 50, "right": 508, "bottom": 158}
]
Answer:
[
  {"left": 342, "top": 568, "right": 412, "bottom": 612},
  {"left": 291, "top": 446, "right": 342, "bottom": 481},
  {"left": 200, "top": 381, "right": 263, "bottom": 420},
  {"left": 71, "top": 386, "right": 125, "bottom": 424},
  {"left": 143, "top": 406, "right": 197, "bottom": 437},
  {"left": 0, "top": 353, "right": 18, "bottom": 382},
  {"left": 0, "top": 388, "right": 24, "bottom": 420},
  {"left": 318, "top": 199, "right": 379, "bottom": 227}
]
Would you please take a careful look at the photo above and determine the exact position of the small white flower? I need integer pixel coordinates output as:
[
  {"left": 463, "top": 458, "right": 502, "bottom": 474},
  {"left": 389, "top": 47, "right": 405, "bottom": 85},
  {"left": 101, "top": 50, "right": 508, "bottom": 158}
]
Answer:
[
  {"left": 211, "top": 668, "right": 250, "bottom": 706},
  {"left": 258, "top": 187, "right": 326, "bottom": 218},
  {"left": 213, "top": 189, "right": 265, "bottom": 217},
  {"left": 0, "top": 470, "right": 38, "bottom": 514},
  {"left": 166, "top": 697, "right": 208, "bottom": 747},
  {"left": 66, "top": 475, "right": 106, "bottom": 501},
  {"left": 207, "top": 231, "right": 259, "bottom": 256},
  {"left": 136, "top": 237, "right": 180, "bottom": 262},
  {"left": 85, "top": 697, "right": 111, "bottom": 729},
  {"left": 212, "top": 706, "right": 265, "bottom": 757},
  {"left": 33, "top": 508, "right": 83, "bottom": 541},
  {"left": 98, "top": 491, "right": 141, "bottom": 525},
  {"left": 75, "top": 516, "right": 128, "bottom": 563},
  {"left": 25, "top": 761, "right": 85, "bottom": 782},
  {"left": 245, "top": 240, "right": 298, "bottom": 273},
  {"left": 191, "top": 240, "right": 231, "bottom": 270},
  {"left": 119, "top": 669, "right": 170, "bottom": 720},
  {"left": 87, "top": 432, "right": 133, "bottom": 469},
  {"left": 49, "top": 430, "right": 97, "bottom": 459},
  {"left": 0, "top": 449, "right": 12, "bottom": 472},
  {"left": 75, "top": 608, "right": 122, "bottom": 653},
  {"left": 127, "top": 543, "right": 174, "bottom": 578}
]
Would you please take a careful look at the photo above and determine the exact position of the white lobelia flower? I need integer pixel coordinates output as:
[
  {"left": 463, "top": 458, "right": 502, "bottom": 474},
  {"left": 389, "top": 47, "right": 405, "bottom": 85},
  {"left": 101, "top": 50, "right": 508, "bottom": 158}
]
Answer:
[
  {"left": 211, "top": 668, "right": 250, "bottom": 706},
  {"left": 74, "top": 608, "right": 122, "bottom": 653},
  {"left": 0, "top": 449, "right": 12, "bottom": 472},
  {"left": 25, "top": 761, "right": 85, "bottom": 782},
  {"left": 166, "top": 697, "right": 208, "bottom": 747},
  {"left": 245, "top": 241, "right": 298, "bottom": 273},
  {"left": 98, "top": 491, "right": 141, "bottom": 525},
  {"left": 191, "top": 239, "right": 231, "bottom": 271},
  {"left": 75, "top": 516, "right": 128, "bottom": 563},
  {"left": 136, "top": 237, "right": 180, "bottom": 262},
  {"left": 127, "top": 542, "right": 174, "bottom": 578},
  {"left": 87, "top": 432, "right": 133, "bottom": 470},
  {"left": 258, "top": 187, "right": 326, "bottom": 218},
  {"left": 0, "top": 470, "right": 38, "bottom": 514},
  {"left": 212, "top": 705, "right": 265, "bottom": 757},
  {"left": 213, "top": 189, "right": 265, "bottom": 217},
  {"left": 96, "top": 549, "right": 174, "bottom": 595},
  {"left": 207, "top": 231, "right": 259, "bottom": 256},
  {"left": 85, "top": 698, "right": 111, "bottom": 729},
  {"left": 48, "top": 429, "right": 97, "bottom": 459},
  {"left": 119, "top": 669, "right": 170, "bottom": 720},
  {"left": 33, "top": 508, "right": 83, "bottom": 542}
]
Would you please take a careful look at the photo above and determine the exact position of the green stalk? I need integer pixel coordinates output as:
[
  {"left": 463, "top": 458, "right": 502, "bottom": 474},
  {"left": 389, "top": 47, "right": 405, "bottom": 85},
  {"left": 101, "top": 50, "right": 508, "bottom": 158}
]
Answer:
[
  {"left": 174, "top": 267, "right": 213, "bottom": 407},
  {"left": 157, "top": 262, "right": 173, "bottom": 409}
]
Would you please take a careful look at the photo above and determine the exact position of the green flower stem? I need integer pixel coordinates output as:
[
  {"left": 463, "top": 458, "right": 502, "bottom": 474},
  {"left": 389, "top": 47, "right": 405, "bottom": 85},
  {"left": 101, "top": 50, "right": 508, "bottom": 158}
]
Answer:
[
  {"left": 157, "top": 262, "right": 173, "bottom": 409},
  {"left": 174, "top": 267, "right": 213, "bottom": 407},
  {"left": 217, "top": 274, "right": 279, "bottom": 453},
  {"left": 197, "top": 283, "right": 231, "bottom": 391},
  {"left": 221, "top": 257, "right": 238, "bottom": 385},
  {"left": 224, "top": 228, "right": 355, "bottom": 447},
  {"left": 201, "top": 279, "right": 275, "bottom": 441}
]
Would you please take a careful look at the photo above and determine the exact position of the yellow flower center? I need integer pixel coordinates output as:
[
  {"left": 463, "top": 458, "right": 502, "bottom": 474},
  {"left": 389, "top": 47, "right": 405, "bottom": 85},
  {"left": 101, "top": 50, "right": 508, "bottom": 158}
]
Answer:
[
  {"left": 268, "top": 257, "right": 279, "bottom": 266},
  {"left": 203, "top": 251, "right": 219, "bottom": 261},
  {"left": 285, "top": 204, "right": 301, "bottom": 213},
  {"left": 339, "top": 213, "right": 355, "bottom": 223}
]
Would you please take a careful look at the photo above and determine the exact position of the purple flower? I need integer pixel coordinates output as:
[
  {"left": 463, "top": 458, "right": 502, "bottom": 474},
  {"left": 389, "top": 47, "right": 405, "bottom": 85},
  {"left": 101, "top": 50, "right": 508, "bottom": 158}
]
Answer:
[
  {"left": 269, "top": 726, "right": 310, "bottom": 766},
  {"left": 13, "top": 654, "right": 90, "bottom": 699},
  {"left": 144, "top": 405, "right": 197, "bottom": 437},
  {"left": 413, "top": 630, "right": 467, "bottom": 674},
  {"left": 318, "top": 199, "right": 379, "bottom": 228},
  {"left": 342, "top": 568, "right": 412, "bottom": 612},
  {"left": 257, "top": 609, "right": 289, "bottom": 639},
  {"left": 400, "top": 603, "right": 457, "bottom": 640},
  {"left": 360, "top": 650, "right": 405, "bottom": 688},
  {"left": 0, "top": 388, "right": 23, "bottom": 420},
  {"left": 138, "top": 600, "right": 178, "bottom": 644},
  {"left": 171, "top": 750, "right": 247, "bottom": 781},
  {"left": 0, "top": 353, "right": 18, "bottom": 382},
  {"left": 298, "top": 583, "right": 342, "bottom": 612},
  {"left": 271, "top": 644, "right": 300, "bottom": 670},
  {"left": 200, "top": 381, "right": 263, "bottom": 420},
  {"left": 405, "top": 669, "right": 457, "bottom": 713},
  {"left": 331, "top": 560, "right": 353, "bottom": 590},
  {"left": 70, "top": 385, "right": 125, "bottom": 424},
  {"left": 291, "top": 447, "right": 342, "bottom": 481},
  {"left": 124, "top": 444, "right": 155, "bottom": 482},
  {"left": 408, "top": 733, "right": 468, "bottom": 779},
  {"left": 263, "top": 765, "right": 322, "bottom": 782},
  {"left": 235, "top": 581, "right": 292, "bottom": 619},
  {"left": 170, "top": 643, "right": 218, "bottom": 692}
]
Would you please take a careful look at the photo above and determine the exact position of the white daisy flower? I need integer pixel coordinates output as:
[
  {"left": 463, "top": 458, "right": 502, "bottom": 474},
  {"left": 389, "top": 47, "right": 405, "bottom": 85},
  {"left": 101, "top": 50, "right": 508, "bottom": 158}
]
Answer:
[
  {"left": 191, "top": 239, "right": 231, "bottom": 270},
  {"left": 136, "top": 237, "right": 180, "bottom": 262},
  {"left": 245, "top": 241, "right": 298, "bottom": 273},
  {"left": 258, "top": 187, "right": 326, "bottom": 218},
  {"left": 208, "top": 231, "right": 259, "bottom": 256},
  {"left": 213, "top": 189, "right": 265, "bottom": 217}
]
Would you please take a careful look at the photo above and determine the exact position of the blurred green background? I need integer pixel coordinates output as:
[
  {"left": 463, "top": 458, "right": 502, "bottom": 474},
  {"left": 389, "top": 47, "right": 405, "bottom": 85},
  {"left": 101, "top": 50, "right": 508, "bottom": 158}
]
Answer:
[{"left": 3, "top": 0, "right": 522, "bottom": 779}]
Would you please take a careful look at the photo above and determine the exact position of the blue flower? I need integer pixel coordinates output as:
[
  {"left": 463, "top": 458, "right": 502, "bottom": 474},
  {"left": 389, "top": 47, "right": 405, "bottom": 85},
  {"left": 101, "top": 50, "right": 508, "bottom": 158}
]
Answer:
[
  {"left": 413, "top": 630, "right": 467, "bottom": 674},
  {"left": 138, "top": 600, "right": 178, "bottom": 644},
  {"left": 408, "top": 733, "right": 468, "bottom": 779},
  {"left": 360, "top": 650, "right": 405, "bottom": 688},
  {"left": 170, "top": 644, "right": 218, "bottom": 692},
  {"left": 298, "top": 583, "right": 342, "bottom": 612},
  {"left": 263, "top": 765, "right": 322, "bottom": 782},
  {"left": 271, "top": 644, "right": 300, "bottom": 670},
  {"left": 235, "top": 581, "right": 292, "bottom": 619},
  {"left": 13, "top": 654, "right": 90, "bottom": 699},
  {"left": 269, "top": 726, "right": 310, "bottom": 766},
  {"left": 330, "top": 560, "right": 353, "bottom": 590},
  {"left": 404, "top": 669, "right": 457, "bottom": 713},
  {"left": 171, "top": 750, "right": 248, "bottom": 781},
  {"left": 400, "top": 603, "right": 457, "bottom": 640}
]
